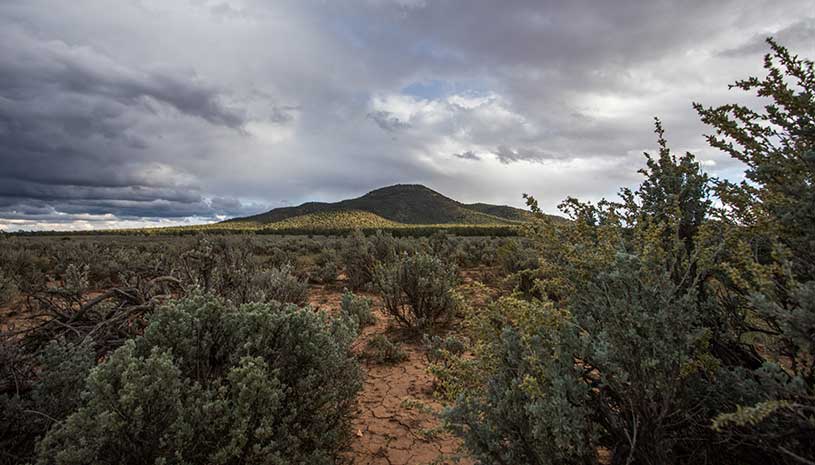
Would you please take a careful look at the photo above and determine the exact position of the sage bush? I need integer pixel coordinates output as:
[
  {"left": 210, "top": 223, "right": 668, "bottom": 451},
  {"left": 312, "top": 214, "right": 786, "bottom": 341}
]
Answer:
[
  {"left": 36, "top": 294, "right": 361, "bottom": 465},
  {"left": 373, "top": 253, "right": 458, "bottom": 331}
]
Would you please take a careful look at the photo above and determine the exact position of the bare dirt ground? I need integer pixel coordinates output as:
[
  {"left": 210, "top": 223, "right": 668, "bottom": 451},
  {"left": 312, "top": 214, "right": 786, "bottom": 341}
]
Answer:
[{"left": 308, "top": 283, "right": 475, "bottom": 465}]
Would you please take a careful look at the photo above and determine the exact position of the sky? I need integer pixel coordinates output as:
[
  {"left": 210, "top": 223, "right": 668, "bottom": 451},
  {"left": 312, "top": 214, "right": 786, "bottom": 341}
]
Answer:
[{"left": 0, "top": 0, "right": 813, "bottom": 231}]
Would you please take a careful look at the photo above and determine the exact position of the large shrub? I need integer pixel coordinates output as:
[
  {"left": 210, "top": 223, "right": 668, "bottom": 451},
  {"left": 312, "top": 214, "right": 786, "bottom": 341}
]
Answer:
[
  {"left": 342, "top": 229, "right": 376, "bottom": 290},
  {"left": 446, "top": 135, "right": 744, "bottom": 464},
  {"left": 0, "top": 340, "right": 94, "bottom": 465},
  {"left": 445, "top": 301, "right": 595, "bottom": 465},
  {"left": 445, "top": 39, "right": 815, "bottom": 465},
  {"left": 373, "top": 253, "right": 458, "bottom": 331},
  {"left": 177, "top": 236, "right": 308, "bottom": 305},
  {"left": 35, "top": 294, "right": 361, "bottom": 465},
  {"left": 496, "top": 239, "right": 539, "bottom": 274},
  {"left": 250, "top": 263, "right": 309, "bottom": 305},
  {"left": 369, "top": 230, "right": 400, "bottom": 263},
  {"left": 309, "top": 248, "right": 339, "bottom": 284},
  {"left": 692, "top": 38, "right": 815, "bottom": 461}
]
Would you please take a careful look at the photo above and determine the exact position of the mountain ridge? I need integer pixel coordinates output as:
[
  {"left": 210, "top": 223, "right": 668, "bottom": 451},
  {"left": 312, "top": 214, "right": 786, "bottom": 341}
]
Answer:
[{"left": 224, "top": 184, "right": 540, "bottom": 226}]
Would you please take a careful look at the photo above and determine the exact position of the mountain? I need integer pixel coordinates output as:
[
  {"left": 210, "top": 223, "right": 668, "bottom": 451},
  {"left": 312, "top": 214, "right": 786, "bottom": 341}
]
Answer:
[
  {"left": 224, "top": 184, "right": 538, "bottom": 226},
  {"left": 463, "top": 203, "right": 535, "bottom": 222}
]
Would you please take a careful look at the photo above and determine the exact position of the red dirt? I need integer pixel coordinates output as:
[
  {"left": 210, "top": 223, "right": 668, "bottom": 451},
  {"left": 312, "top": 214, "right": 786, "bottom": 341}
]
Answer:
[{"left": 308, "top": 283, "right": 474, "bottom": 465}]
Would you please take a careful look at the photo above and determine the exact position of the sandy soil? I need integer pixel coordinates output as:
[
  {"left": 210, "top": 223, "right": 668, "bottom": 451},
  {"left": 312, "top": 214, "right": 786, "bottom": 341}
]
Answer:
[{"left": 308, "top": 284, "right": 474, "bottom": 465}]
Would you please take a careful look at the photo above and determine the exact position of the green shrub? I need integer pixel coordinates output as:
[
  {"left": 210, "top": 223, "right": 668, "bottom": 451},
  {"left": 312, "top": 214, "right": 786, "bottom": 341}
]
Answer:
[
  {"left": 35, "top": 294, "right": 361, "bottom": 465},
  {"left": 266, "top": 246, "right": 290, "bottom": 267},
  {"left": 496, "top": 239, "right": 542, "bottom": 297},
  {"left": 0, "top": 340, "right": 94, "bottom": 465},
  {"left": 496, "top": 239, "right": 538, "bottom": 274},
  {"left": 60, "top": 263, "right": 89, "bottom": 295},
  {"left": 446, "top": 114, "right": 743, "bottom": 463},
  {"left": 373, "top": 253, "right": 459, "bottom": 331},
  {"left": 340, "top": 289, "right": 376, "bottom": 329},
  {"left": 0, "top": 248, "right": 47, "bottom": 297},
  {"left": 369, "top": 230, "right": 399, "bottom": 263},
  {"left": 176, "top": 236, "right": 307, "bottom": 305},
  {"left": 449, "top": 237, "right": 497, "bottom": 267},
  {"left": 342, "top": 229, "right": 375, "bottom": 290},
  {"left": 310, "top": 248, "right": 338, "bottom": 284},
  {"left": 428, "top": 231, "right": 455, "bottom": 260},
  {"left": 423, "top": 334, "right": 471, "bottom": 399},
  {"left": 311, "top": 260, "right": 338, "bottom": 284},
  {"left": 250, "top": 263, "right": 309, "bottom": 305},
  {"left": 363, "top": 334, "right": 407, "bottom": 364},
  {"left": 0, "top": 267, "right": 16, "bottom": 306},
  {"left": 691, "top": 39, "right": 815, "bottom": 461},
  {"left": 449, "top": 155, "right": 739, "bottom": 464},
  {"left": 445, "top": 254, "right": 744, "bottom": 465},
  {"left": 445, "top": 40, "right": 815, "bottom": 463},
  {"left": 445, "top": 319, "right": 595, "bottom": 465},
  {"left": 423, "top": 334, "right": 466, "bottom": 365}
]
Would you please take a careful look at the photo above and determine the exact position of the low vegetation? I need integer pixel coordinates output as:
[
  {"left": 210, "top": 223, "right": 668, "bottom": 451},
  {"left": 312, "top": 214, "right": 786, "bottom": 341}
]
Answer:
[
  {"left": 36, "top": 294, "right": 361, "bottom": 465},
  {"left": 340, "top": 289, "right": 376, "bottom": 329},
  {"left": 373, "top": 253, "right": 459, "bottom": 332},
  {"left": 362, "top": 334, "right": 408, "bottom": 364},
  {"left": 0, "top": 230, "right": 510, "bottom": 465}
]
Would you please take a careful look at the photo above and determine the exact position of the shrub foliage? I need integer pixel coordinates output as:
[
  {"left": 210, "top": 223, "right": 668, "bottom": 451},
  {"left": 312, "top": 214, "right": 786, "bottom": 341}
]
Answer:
[
  {"left": 35, "top": 294, "right": 361, "bottom": 465},
  {"left": 373, "top": 253, "right": 459, "bottom": 331},
  {"left": 444, "top": 39, "right": 815, "bottom": 465},
  {"left": 341, "top": 289, "right": 376, "bottom": 329},
  {"left": 363, "top": 334, "right": 408, "bottom": 365}
]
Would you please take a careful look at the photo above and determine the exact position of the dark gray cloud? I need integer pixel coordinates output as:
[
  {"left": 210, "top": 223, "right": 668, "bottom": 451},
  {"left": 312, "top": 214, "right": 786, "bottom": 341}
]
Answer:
[
  {"left": 452, "top": 151, "right": 481, "bottom": 161},
  {"left": 0, "top": 20, "right": 258, "bottom": 228},
  {"left": 0, "top": 27, "right": 245, "bottom": 128},
  {"left": 0, "top": 0, "right": 812, "bottom": 230},
  {"left": 493, "top": 146, "right": 568, "bottom": 164},
  {"left": 368, "top": 110, "right": 412, "bottom": 132},
  {"left": 720, "top": 18, "right": 815, "bottom": 57}
]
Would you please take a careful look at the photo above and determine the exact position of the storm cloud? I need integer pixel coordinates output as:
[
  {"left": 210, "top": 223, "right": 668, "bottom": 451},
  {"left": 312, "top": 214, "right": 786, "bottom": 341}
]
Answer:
[{"left": 0, "top": 0, "right": 813, "bottom": 230}]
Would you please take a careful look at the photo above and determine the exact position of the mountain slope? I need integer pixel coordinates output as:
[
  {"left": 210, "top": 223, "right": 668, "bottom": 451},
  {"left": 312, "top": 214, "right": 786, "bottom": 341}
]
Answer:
[
  {"left": 263, "top": 210, "right": 401, "bottom": 230},
  {"left": 463, "top": 203, "right": 535, "bottom": 222},
  {"left": 226, "top": 184, "right": 534, "bottom": 226}
]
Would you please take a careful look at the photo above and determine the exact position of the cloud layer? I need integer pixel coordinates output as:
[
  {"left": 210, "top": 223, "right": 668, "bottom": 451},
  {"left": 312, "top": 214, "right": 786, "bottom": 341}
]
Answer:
[{"left": 1, "top": 0, "right": 813, "bottom": 230}]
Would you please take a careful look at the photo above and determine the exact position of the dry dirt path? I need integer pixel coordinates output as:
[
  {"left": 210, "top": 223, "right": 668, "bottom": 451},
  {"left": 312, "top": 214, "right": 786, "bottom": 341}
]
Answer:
[{"left": 308, "top": 285, "right": 474, "bottom": 465}]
